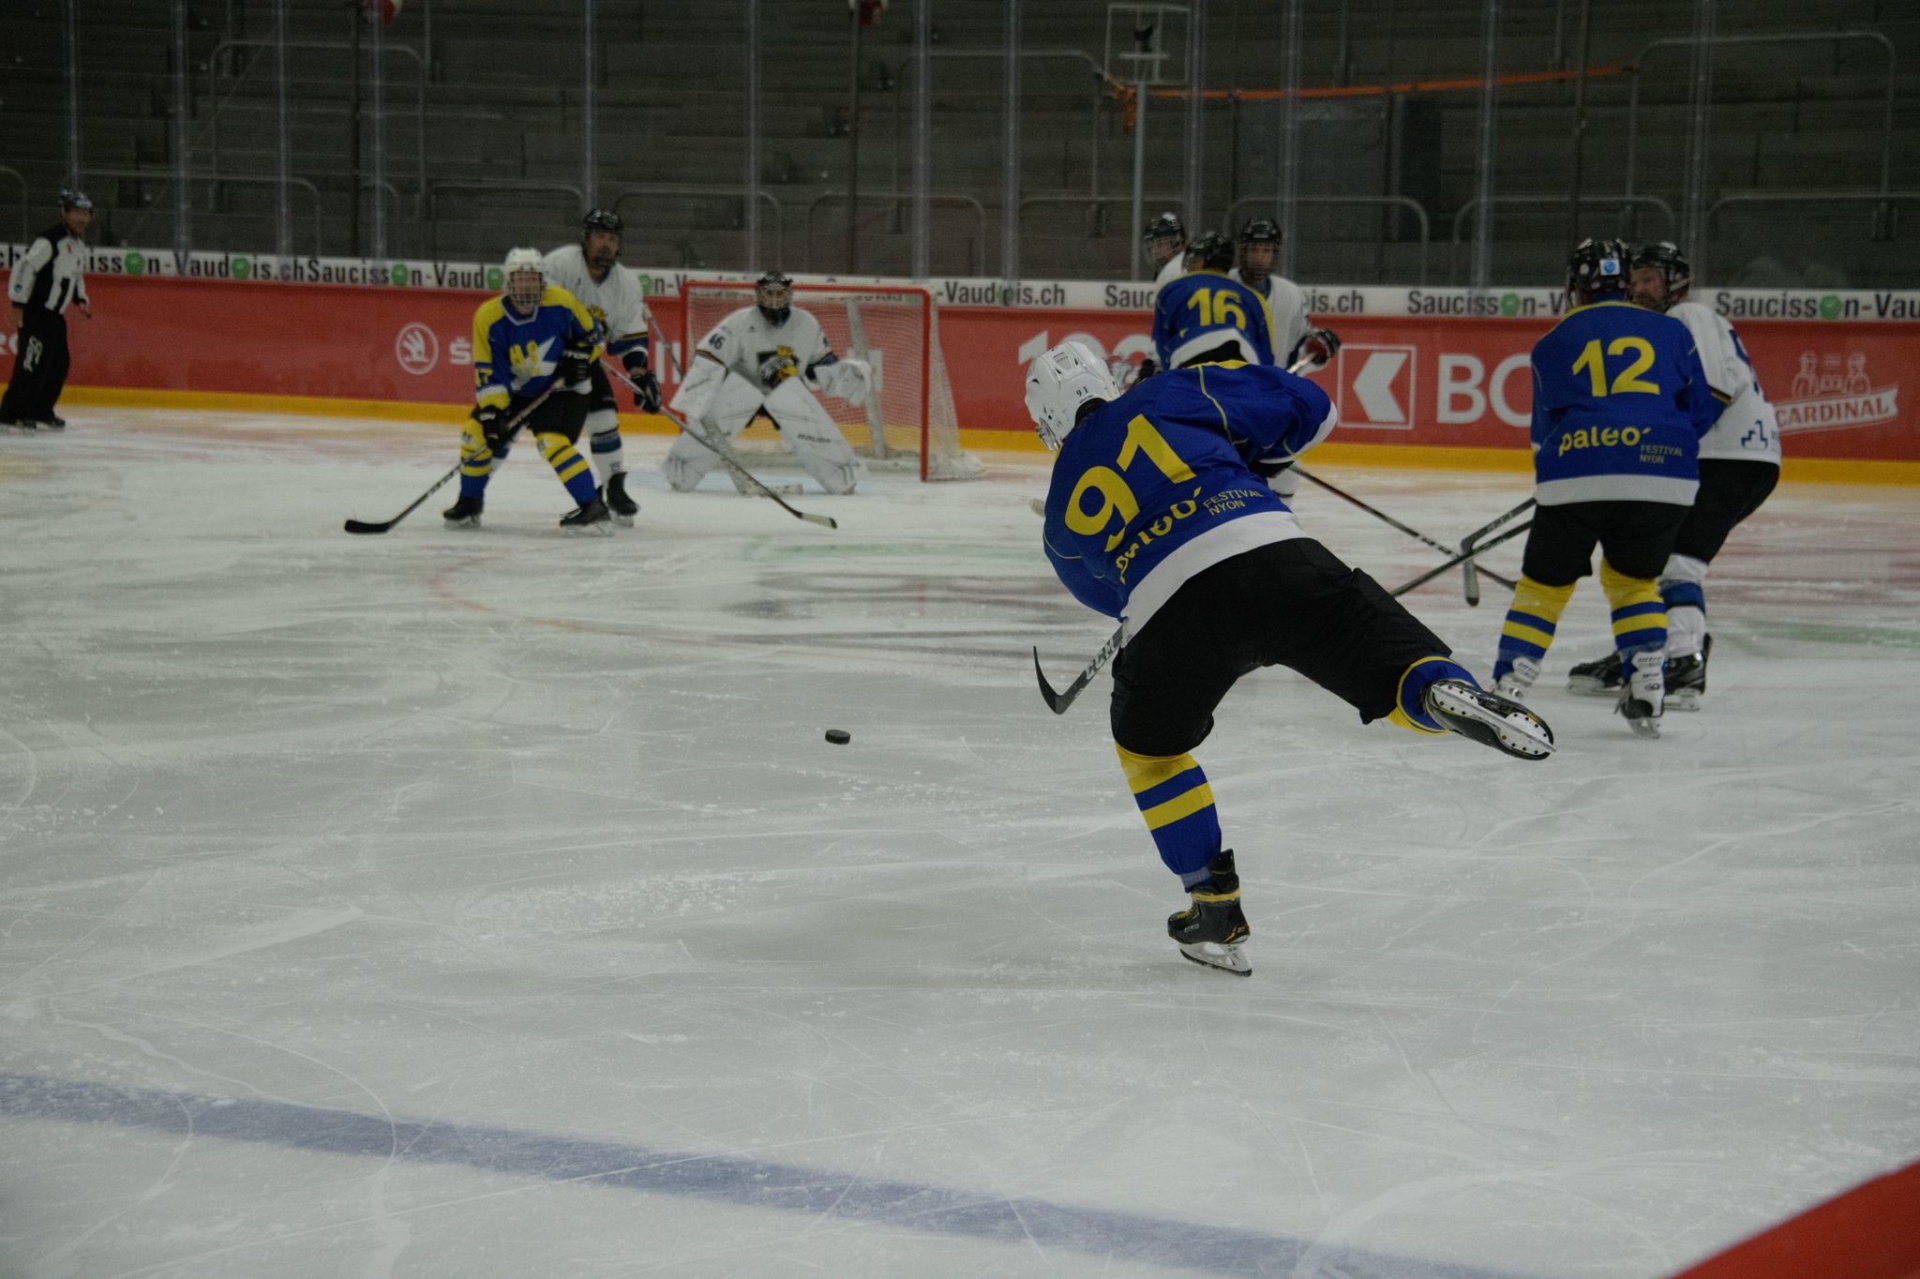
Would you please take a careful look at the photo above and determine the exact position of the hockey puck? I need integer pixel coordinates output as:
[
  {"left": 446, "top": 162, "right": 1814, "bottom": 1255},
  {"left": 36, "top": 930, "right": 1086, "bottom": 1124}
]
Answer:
[{"left": 824, "top": 729, "right": 852, "bottom": 745}]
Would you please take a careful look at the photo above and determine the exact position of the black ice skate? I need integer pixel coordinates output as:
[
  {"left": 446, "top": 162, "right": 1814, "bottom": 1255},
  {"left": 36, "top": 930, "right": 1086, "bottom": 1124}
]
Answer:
[
  {"left": 1617, "top": 650, "right": 1665, "bottom": 739},
  {"left": 1665, "top": 634, "right": 1711, "bottom": 711},
  {"left": 43, "top": 414, "right": 66, "bottom": 429},
  {"left": 1168, "top": 850, "right": 1252, "bottom": 977},
  {"left": 560, "top": 495, "right": 615, "bottom": 535},
  {"left": 1424, "top": 679, "right": 1556, "bottom": 760},
  {"left": 1, "top": 412, "right": 35, "bottom": 433},
  {"left": 603, "top": 472, "right": 639, "bottom": 526},
  {"left": 1566, "top": 650, "right": 1624, "bottom": 695},
  {"left": 442, "top": 495, "right": 484, "bottom": 528}
]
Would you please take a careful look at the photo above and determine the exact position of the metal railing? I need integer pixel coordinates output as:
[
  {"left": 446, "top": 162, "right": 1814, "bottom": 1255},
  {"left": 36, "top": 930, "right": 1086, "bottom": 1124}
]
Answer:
[
  {"left": 0, "top": 166, "right": 27, "bottom": 242},
  {"left": 1621, "top": 31, "right": 1897, "bottom": 241},
  {"left": 610, "top": 186, "right": 786, "bottom": 256},
  {"left": 1226, "top": 195, "right": 1434, "bottom": 284},
  {"left": 1708, "top": 189, "right": 1919, "bottom": 236},
  {"left": 208, "top": 39, "right": 430, "bottom": 203},
  {"left": 426, "top": 180, "right": 586, "bottom": 258},
  {"left": 80, "top": 166, "right": 325, "bottom": 256},
  {"left": 1448, "top": 194, "right": 1673, "bottom": 283},
  {"left": 1019, "top": 192, "right": 1188, "bottom": 244},
  {"left": 805, "top": 192, "right": 986, "bottom": 275}
]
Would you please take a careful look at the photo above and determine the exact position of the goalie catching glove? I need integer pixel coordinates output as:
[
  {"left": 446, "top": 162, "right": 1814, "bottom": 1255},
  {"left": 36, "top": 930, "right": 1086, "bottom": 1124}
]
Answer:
[
  {"left": 809, "top": 356, "right": 872, "bottom": 407},
  {"left": 622, "top": 350, "right": 661, "bottom": 412}
]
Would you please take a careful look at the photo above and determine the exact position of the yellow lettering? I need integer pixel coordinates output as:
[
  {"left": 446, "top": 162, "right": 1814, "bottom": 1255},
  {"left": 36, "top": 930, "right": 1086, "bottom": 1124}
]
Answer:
[{"left": 1066, "top": 466, "right": 1139, "bottom": 552}]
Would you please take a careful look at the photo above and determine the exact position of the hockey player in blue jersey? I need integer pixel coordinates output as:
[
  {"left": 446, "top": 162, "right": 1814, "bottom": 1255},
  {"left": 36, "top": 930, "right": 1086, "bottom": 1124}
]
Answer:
[
  {"left": 1028, "top": 341, "right": 1555, "bottom": 977},
  {"left": 1490, "top": 238, "right": 1719, "bottom": 736},
  {"left": 1149, "top": 232, "right": 1278, "bottom": 372},
  {"left": 443, "top": 248, "right": 611, "bottom": 533}
]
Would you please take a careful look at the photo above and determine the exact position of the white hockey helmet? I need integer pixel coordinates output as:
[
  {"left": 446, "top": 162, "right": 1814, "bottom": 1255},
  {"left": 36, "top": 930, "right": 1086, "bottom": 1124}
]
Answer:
[
  {"left": 502, "top": 247, "right": 545, "bottom": 312},
  {"left": 1024, "top": 340, "right": 1119, "bottom": 450}
]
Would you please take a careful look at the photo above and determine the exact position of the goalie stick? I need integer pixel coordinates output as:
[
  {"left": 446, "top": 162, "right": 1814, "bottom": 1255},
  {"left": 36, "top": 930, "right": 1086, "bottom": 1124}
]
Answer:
[
  {"left": 603, "top": 361, "right": 836, "bottom": 530},
  {"left": 343, "top": 389, "right": 553, "bottom": 535}
]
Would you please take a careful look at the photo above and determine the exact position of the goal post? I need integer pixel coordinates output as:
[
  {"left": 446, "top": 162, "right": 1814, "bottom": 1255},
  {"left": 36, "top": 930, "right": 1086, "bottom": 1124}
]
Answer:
[{"left": 680, "top": 280, "right": 986, "bottom": 482}]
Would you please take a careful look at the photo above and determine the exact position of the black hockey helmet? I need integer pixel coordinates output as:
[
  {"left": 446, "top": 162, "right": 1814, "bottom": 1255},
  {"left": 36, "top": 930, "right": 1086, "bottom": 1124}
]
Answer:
[
  {"left": 59, "top": 187, "right": 92, "bottom": 211},
  {"left": 1566, "top": 237, "right": 1632, "bottom": 306},
  {"left": 1238, "top": 218, "right": 1282, "bottom": 247},
  {"left": 1630, "top": 240, "right": 1691, "bottom": 309},
  {"left": 1183, "top": 231, "right": 1233, "bottom": 272},
  {"left": 1142, "top": 211, "right": 1186, "bottom": 268},
  {"left": 755, "top": 269, "right": 794, "bottom": 325},
  {"left": 581, "top": 208, "right": 623, "bottom": 235}
]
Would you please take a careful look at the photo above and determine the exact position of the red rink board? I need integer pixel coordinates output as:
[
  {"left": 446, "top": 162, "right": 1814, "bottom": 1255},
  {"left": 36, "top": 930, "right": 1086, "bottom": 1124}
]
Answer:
[
  {"left": 1668, "top": 1158, "right": 1920, "bottom": 1279},
  {"left": 6, "top": 276, "right": 1916, "bottom": 465}
]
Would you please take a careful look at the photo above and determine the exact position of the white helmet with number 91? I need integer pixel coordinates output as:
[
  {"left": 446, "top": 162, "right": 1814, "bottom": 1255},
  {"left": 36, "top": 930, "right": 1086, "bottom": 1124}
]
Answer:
[
  {"left": 502, "top": 247, "right": 546, "bottom": 313},
  {"left": 1025, "top": 340, "right": 1119, "bottom": 450}
]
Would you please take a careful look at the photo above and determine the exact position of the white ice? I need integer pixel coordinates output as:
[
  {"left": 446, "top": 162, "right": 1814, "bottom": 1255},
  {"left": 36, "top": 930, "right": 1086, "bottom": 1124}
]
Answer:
[{"left": 2, "top": 408, "right": 1917, "bottom": 1279}]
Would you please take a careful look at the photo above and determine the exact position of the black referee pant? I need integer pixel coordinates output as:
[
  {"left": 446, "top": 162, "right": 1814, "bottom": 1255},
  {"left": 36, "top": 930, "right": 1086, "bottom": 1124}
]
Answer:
[{"left": 2, "top": 309, "right": 72, "bottom": 423}]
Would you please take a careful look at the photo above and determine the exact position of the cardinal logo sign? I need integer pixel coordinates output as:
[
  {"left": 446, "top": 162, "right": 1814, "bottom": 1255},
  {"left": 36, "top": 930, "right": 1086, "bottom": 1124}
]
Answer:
[{"left": 1775, "top": 351, "right": 1898, "bottom": 432}]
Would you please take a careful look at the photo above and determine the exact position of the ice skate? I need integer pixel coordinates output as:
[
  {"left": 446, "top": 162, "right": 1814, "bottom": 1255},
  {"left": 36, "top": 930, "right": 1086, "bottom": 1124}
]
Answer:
[
  {"left": 42, "top": 414, "right": 66, "bottom": 430},
  {"left": 1492, "top": 656, "right": 1540, "bottom": 703},
  {"left": 1167, "top": 850, "right": 1252, "bottom": 977},
  {"left": 1425, "top": 678, "right": 1556, "bottom": 760},
  {"left": 1617, "top": 650, "right": 1665, "bottom": 738},
  {"left": 603, "top": 472, "right": 638, "bottom": 527},
  {"left": 1665, "top": 634, "right": 1711, "bottom": 711},
  {"left": 560, "top": 495, "right": 615, "bottom": 535},
  {"left": 1566, "top": 650, "right": 1623, "bottom": 695},
  {"left": 442, "top": 495, "right": 484, "bottom": 529},
  {"left": 1, "top": 412, "right": 36, "bottom": 433}
]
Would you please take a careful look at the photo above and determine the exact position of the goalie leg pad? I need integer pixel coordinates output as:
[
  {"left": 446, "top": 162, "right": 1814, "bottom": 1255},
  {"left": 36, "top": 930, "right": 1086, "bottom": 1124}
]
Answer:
[
  {"left": 764, "top": 378, "right": 868, "bottom": 495},
  {"left": 663, "top": 374, "right": 764, "bottom": 492}
]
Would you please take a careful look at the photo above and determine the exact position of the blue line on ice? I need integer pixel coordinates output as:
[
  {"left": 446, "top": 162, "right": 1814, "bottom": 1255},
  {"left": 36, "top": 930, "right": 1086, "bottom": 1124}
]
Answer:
[{"left": 0, "top": 1072, "right": 1534, "bottom": 1278}]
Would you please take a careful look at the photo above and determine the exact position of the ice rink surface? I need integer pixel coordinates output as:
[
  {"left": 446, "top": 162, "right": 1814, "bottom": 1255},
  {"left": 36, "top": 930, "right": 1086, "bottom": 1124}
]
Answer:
[{"left": 2, "top": 408, "right": 1917, "bottom": 1279}]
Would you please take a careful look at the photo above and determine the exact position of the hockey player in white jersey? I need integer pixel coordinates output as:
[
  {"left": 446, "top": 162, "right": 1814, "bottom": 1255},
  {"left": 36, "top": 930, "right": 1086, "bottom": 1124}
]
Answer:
[
  {"left": 1227, "top": 219, "right": 1341, "bottom": 499},
  {"left": 542, "top": 209, "right": 657, "bottom": 525},
  {"left": 663, "top": 271, "right": 872, "bottom": 495},
  {"left": 1566, "top": 241, "right": 1782, "bottom": 708}
]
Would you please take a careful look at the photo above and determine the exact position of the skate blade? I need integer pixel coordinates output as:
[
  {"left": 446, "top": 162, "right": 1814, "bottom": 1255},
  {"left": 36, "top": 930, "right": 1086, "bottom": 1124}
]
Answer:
[
  {"left": 1666, "top": 689, "right": 1703, "bottom": 711},
  {"left": 444, "top": 518, "right": 482, "bottom": 530},
  {"left": 563, "top": 522, "right": 616, "bottom": 537},
  {"left": 1429, "top": 684, "right": 1556, "bottom": 760},
  {"left": 1177, "top": 941, "right": 1253, "bottom": 977},
  {"left": 612, "top": 512, "right": 636, "bottom": 527},
  {"left": 1566, "top": 675, "right": 1620, "bottom": 696}
]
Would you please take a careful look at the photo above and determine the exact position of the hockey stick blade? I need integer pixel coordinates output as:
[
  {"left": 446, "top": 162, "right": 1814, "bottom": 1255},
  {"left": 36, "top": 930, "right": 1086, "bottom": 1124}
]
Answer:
[
  {"left": 1033, "top": 624, "right": 1124, "bottom": 715},
  {"left": 1462, "top": 533, "right": 1483, "bottom": 607}
]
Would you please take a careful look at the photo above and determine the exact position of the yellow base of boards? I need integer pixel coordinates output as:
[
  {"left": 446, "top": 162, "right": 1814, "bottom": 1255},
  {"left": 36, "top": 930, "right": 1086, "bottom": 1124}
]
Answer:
[{"left": 50, "top": 383, "right": 1920, "bottom": 486}]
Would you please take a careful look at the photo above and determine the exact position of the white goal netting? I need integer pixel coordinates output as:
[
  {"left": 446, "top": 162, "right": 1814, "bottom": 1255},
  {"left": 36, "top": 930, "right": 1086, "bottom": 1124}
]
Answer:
[{"left": 680, "top": 280, "right": 986, "bottom": 482}]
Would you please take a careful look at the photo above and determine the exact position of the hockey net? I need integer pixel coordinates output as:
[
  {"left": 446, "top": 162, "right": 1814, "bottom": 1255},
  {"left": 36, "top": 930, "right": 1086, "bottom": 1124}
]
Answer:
[{"left": 680, "top": 280, "right": 986, "bottom": 482}]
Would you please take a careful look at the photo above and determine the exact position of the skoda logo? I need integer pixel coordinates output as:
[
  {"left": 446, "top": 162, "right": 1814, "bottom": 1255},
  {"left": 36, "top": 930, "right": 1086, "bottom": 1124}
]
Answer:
[{"left": 395, "top": 322, "right": 439, "bottom": 375}]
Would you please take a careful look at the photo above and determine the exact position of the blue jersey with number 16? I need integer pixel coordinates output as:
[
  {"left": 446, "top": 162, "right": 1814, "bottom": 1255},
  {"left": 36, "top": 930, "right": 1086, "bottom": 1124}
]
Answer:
[{"left": 1042, "top": 362, "right": 1334, "bottom": 626}]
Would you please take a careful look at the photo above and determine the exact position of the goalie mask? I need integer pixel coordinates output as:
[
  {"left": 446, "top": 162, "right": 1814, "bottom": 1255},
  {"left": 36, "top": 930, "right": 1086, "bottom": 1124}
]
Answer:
[
  {"left": 502, "top": 247, "right": 546, "bottom": 313},
  {"left": 1630, "top": 240, "right": 1691, "bottom": 311},
  {"left": 1025, "top": 340, "right": 1118, "bottom": 451},
  {"left": 1565, "top": 237, "right": 1632, "bottom": 308},
  {"left": 755, "top": 270, "right": 794, "bottom": 326}
]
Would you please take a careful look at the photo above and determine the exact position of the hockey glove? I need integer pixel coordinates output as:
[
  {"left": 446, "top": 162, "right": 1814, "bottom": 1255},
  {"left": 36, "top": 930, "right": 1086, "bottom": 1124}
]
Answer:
[
  {"left": 622, "top": 352, "right": 662, "bottom": 412},
  {"left": 558, "top": 341, "right": 596, "bottom": 386},
  {"left": 1250, "top": 457, "right": 1294, "bottom": 491},
  {"left": 474, "top": 406, "right": 511, "bottom": 451},
  {"left": 1297, "top": 328, "right": 1341, "bottom": 372},
  {"left": 1135, "top": 356, "right": 1159, "bottom": 382}
]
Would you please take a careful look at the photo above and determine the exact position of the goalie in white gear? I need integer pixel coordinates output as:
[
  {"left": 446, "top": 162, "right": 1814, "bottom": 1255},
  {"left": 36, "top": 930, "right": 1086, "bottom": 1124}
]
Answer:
[
  {"left": 664, "top": 271, "right": 873, "bottom": 495},
  {"left": 542, "top": 209, "right": 656, "bottom": 525}
]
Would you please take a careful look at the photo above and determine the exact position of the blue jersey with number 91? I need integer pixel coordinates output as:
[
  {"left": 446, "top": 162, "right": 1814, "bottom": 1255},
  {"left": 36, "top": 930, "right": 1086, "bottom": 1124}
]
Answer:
[{"left": 1042, "top": 363, "right": 1333, "bottom": 621}]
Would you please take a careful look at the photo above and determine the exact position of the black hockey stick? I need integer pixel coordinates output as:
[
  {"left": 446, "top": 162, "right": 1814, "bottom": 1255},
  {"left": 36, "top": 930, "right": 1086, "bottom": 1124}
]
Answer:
[
  {"left": 1390, "top": 519, "right": 1531, "bottom": 597},
  {"left": 605, "top": 362, "right": 836, "bottom": 530},
  {"left": 1458, "top": 497, "right": 1536, "bottom": 606},
  {"left": 1293, "top": 468, "right": 1518, "bottom": 599},
  {"left": 343, "top": 389, "right": 554, "bottom": 535},
  {"left": 1034, "top": 624, "right": 1123, "bottom": 715}
]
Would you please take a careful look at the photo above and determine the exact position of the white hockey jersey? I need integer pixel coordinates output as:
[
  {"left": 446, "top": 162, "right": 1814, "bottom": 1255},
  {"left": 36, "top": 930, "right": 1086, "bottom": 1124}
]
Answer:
[
  {"left": 541, "top": 244, "right": 651, "bottom": 360},
  {"left": 1669, "top": 300, "right": 1782, "bottom": 465},
  {"left": 1231, "top": 271, "right": 1314, "bottom": 367},
  {"left": 693, "top": 305, "right": 841, "bottom": 389}
]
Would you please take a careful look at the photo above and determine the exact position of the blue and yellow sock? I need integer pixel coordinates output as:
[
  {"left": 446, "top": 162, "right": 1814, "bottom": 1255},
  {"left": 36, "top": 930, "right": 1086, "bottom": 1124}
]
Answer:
[
  {"left": 1494, "top": 575, "right": 1577, "bottom": 680},
  {"left": 1116, "top": 744, "right": 1222, "bottom": 878},
  {"left": 1601, "top": 559, "right": 1667, "bottom": 660},
  {"left": 458, "top": 416, "right": 497, "bottom": 499},
  {"left": 538, "top": 432, "right": 601, "bottom": 506}
]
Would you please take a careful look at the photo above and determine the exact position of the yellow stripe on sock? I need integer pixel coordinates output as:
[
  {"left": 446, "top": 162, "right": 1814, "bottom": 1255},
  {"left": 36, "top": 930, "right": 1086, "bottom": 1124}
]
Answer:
[
  {"left": 1115, "top": 744, "right": 1198, "bottom": 795},
  {"left": 556, "top": 457, "right": 591, "bottom": 482},
  {"left": 1141, "top": 783, "right": 1215, "bottom": 830},
  {"left": 1598, "top": 558, "right": 1663, "bottom": 613},
  {"left": 1612, "top": 610, "right": 1667, "bottom": 638},
  {"left": 1501, "top": 620, "right": 1556, "bottom": 650}
]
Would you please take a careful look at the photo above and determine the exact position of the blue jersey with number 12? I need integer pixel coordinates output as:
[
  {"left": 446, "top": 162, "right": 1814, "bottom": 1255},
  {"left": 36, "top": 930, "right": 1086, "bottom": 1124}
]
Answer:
[{"left": 1043, "top": 362, "right": 1333, "bottom": 622}]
